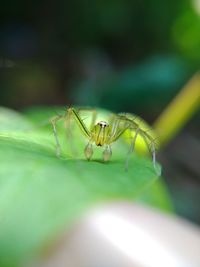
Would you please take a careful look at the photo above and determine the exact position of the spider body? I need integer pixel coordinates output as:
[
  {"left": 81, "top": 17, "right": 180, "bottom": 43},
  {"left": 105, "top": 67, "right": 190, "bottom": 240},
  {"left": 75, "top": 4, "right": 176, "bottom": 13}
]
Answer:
[{"left": 50, "top": 107, "right": 158, "bottom": 170}]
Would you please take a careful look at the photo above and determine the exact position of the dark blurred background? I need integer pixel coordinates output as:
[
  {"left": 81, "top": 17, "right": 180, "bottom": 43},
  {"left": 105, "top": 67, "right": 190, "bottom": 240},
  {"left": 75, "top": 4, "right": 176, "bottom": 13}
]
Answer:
[{"left": 0, "top": 0, "right": 199, "bottom": 223}]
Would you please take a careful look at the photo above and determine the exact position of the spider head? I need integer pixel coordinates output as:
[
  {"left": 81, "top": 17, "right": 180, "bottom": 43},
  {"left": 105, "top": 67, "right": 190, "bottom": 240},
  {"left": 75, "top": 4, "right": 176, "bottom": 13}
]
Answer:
[{"left": 97, "top": 121, "right": 109, "bottom": 128}]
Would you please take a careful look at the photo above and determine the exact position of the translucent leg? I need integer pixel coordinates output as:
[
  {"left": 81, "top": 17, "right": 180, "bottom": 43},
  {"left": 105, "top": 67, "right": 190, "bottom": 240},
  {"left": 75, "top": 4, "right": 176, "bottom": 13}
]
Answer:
[
  {"left": 141, "top": 132, "right": 160, "bottom": 175},
  {"left": 125, "top": 128, "right": 140, "bottom": 171},
  {"left": 50, "top": 116, "right": 63, "bottom": 157}
]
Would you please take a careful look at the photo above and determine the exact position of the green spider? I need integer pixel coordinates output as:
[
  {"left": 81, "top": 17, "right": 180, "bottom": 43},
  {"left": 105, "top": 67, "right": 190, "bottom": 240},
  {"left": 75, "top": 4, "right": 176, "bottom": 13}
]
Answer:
[{"left": 50, "top": 107, "right": 158, "bottom": 170}]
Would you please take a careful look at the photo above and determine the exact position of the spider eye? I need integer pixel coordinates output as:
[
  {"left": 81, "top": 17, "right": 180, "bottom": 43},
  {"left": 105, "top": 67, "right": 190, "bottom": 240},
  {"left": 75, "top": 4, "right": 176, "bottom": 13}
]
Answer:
[{"left": 98, "top": 121, "right": 109, "bottom": 128}]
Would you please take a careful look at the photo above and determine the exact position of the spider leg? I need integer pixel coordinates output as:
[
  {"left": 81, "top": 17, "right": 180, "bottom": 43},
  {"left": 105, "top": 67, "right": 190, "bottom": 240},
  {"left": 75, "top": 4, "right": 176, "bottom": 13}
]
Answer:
[
  {"left": 50, "top": 115, "right": 63, "bottom": 157},
  {"left": 125, "top": 127, "right": 140, "bottom": 171},
  {"left": 140, "top": 131, "right": 157, "bottom": 169},
  {"left": 67, "top": 108, "right": 91, "bottom": 138},
  {"left": 51, "top": 107, "right": 92, "bottom": 159},
  {"left": 64, "top": 109, "right": 79, "bottom": 157},
  {"left": 109, "top": 115, "right": 120, "bottom": 138},
  {"left": 108, "top": 116, "right": 130, "bottom": 143},
  {"left": 109, "top": 115, "right": 142, "bottom": 158},
  {"left": 109, "top": 113, "right": 158, "bottom": 171},
  {"left": 67, "top": 108, "right": 94, "bottom": 160},
  {"left": 77, "top": 107, "right": 97, "bottom": 131}
]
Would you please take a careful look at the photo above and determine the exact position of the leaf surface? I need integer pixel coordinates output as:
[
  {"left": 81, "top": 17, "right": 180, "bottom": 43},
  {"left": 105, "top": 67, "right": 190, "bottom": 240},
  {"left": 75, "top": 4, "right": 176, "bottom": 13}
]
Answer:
[{"left": 0, "top": 107, "right": 170, "bottom": 267}]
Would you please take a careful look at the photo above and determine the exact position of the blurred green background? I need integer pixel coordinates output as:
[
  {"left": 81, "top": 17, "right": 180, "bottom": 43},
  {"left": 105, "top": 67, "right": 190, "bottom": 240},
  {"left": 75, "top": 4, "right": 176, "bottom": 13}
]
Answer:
[{"left": 0, "top": 0, "right": 200, "bottom": 223}]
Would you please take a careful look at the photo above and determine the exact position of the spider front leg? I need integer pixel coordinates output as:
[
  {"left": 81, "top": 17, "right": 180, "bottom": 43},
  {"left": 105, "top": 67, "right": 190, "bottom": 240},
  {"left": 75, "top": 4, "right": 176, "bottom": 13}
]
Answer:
[
  {"left": 67, "top": 108, "right": 95, "bottom": 161},
  {"left": 77, "top": 108, "right": 97, "bottom": 131}
]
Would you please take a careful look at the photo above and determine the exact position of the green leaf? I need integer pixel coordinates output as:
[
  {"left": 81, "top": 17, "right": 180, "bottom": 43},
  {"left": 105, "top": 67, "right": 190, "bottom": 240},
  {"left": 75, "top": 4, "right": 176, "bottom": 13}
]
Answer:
[
  {"left": 0, "top": 106, "right": 168, "bottom": 267},
  {"left": 137, "top": 179, "right": 174, "bottom": 212},
  {"left": 0, "top": 107, "right": 33, "bottom": 131}
]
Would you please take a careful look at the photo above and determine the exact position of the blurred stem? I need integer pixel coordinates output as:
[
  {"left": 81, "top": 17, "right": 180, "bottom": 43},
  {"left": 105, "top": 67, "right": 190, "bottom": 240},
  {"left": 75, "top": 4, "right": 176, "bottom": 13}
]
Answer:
[{"left": 153, "top": 72, "right": 200, "bottom": 147}]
